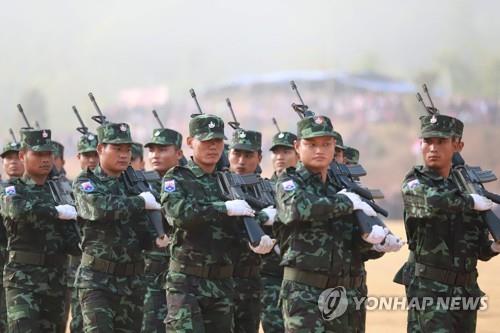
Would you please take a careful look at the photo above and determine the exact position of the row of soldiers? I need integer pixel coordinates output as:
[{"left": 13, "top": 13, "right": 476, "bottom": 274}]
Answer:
[{"left": 0, "top": 91, "right": 498, "bottom": 333}]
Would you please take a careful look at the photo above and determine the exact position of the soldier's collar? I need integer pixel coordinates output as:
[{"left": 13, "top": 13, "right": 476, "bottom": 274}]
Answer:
[
  {"left": 418, "top": 165, "right": 448, "bottom": 181},
  {"left": 187, "top": 159, "right": 209, "bottom": 178},
  {"left": 296, "top": 164, "right": 316, "bottom": 181},
  {"left": 92, "top": 165, "right": 115, "bottom": 180},
  {"left": 21, "top": 174, "right": 42, "bottom": 185}
]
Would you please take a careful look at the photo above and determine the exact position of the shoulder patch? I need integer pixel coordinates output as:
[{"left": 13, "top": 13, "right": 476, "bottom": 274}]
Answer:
[
  {"left": 407, "top": 179, "right": 420, "bottom": 190},
  {"left": 80, "top": 181, "right": 95, "bottom": 193},
  {"left": 163, "top": 179, "right": 176, "bottom": 192},
  {"left": 4, "top": 186, "right": 16, "bottom": 196},
  {"left": 281, "top": 179, "right": 296, "bottom": 192}
]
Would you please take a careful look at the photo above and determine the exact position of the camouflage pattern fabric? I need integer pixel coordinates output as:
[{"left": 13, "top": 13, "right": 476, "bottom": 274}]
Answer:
[
  {"left": 229, "top": 129, "right": 262, "bottom": 152},
  {"left": 96, "top": 122, "right": 134, "bottom": 144},
  {"left": 397, "top": 166, "right": 497, "bottom": 333},
  {"left": 0, "top": 182, "right": 8, "bottom": 332},
  {"left": 19, "top": 129, "right": 53, "bottom": 152},
  {"left": 131, "top": 142, "right": 144, "bottom": 160},
  {"left": 145, "top": 128, "right": 183, "bottom": 149},
  {"left": 161, "top": 159, "right": 236, "bottom": 332},
  {"left": 296, "top": 115, "right": 336, "bottom": 139},
  {"left": 77, "top": 133, "right": 98, "bottom": 154},
  {"left": 1, "top": 141, "right": 21, "bottom": 158},
  {"left": 188, "top": 114, "right": 225, "bottom": 141},
  {"left": 419, "top": 114, "right": 464, "bottom": 138},
  {"left": 269, "top": 132, "right": 296, "bottom": 150}
]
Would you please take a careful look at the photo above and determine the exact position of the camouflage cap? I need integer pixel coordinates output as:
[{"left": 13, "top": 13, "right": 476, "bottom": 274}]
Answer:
[
  {"left": 1, "top": 141, "right": 21, "bottom": 158},
  {"left": 332, "top": 131, "right": 346, "bottom": 149},
  {"left": 344, "top": 146, "right": 360, "bottom": 165},
  {"left": 189, "top": 114, "right": 225, "bottom": 141},
  {"left": 229, "top": 129, "right": 262, "bottom": 152},
  {"left": 20, "top": 129, "right": 54, "bottom": 152},
  {"left": 131, "top": 142, "right": 144, "bottom": 160},
  {"left": 77, "top": 133, "right": 98, "bottom": 154},
  {"left": 270, "top": 131, "right": 297, "bottom": 150},
  {"left": 145, "top": 128, "right": 182, "bottom": 149},
  {"left": 96, "top": 122, "right": 133, "bottom": 144},
  {"left": 419, "top": 114, "right": 464, "bottom": 139},
  {"left": 297, "top": 115, "right": 335, "bottom": 139},
  {"left": 51, "top": 141, "right": 64, "bottom": 158}
]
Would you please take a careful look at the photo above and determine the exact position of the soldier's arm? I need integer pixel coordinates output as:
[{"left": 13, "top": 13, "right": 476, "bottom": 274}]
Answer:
[
  {"left": 276, "top": 175, "right": 353, "bottom": 225},
  {"left": 1, "top": 187, "right": 58, "bottom": 221},
  {"left": 73, "top": 177, "right": 145, "bottom": 222},
  {"left": 478, "top": 221, "right": 498, "bottom": 261},
  {"left": 161, "top": 171, "right": 228, "bottom": 230}
]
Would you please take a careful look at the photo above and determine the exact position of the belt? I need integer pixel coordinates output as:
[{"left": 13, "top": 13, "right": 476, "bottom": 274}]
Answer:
[
  {"left": 284, "top": 267, "right": 365, "bottom": 289},
  {"left": 233, "top": 265, "right": 260, "bottom": 279},
  {"left": 144, "top": 258, "right": 168, "bottom": 274},
  {"left": 415, "top": 262, "right": 477, "bottom": 287},
  {"left": 8, "top": 250, "right": 66, "bottom": 267},
  {"left": 169, "top": 260, "right": 233, "bottom": 280},
  {"left": 81, "top": 253, "right": 144, "bottom": 277}
]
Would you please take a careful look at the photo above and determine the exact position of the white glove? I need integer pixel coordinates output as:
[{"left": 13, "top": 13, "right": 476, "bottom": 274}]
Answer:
[
  {"left": 225, "top": 200, "right": 255, "bottom": 217},
  {"left": 274, "top": 244, "right": 281, "bottom": 256},
  {"left": 362, "top": 225, "right": 387, "bottom": 244},
  {"left": 139, "top": 192, "right": 161, "bottom": 210},
  {"left": 491, "top": 241, "right": 500, "bottom": 253},
  {"left": 338, "top": 189, "right": 377, "bottom": 217},
  {"left": 373, "top": 232, "right": 405, "bottom": 252},
  {"left": 262, "top": 206, "right": 277, "bottom": 226},
  {"left": 55, "top": 204, "right": 78, "bottom": 220},
  {"left": 249, "top": 235, "right": 276, "bottom": 254},
  {"left": 470, "top": 194, "right": 494, "bottom": 211},
  {"left": 155, "top": 235, "right": 170, "bottom": 248}
]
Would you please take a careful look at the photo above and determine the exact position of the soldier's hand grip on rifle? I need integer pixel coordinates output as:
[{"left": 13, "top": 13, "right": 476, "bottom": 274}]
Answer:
[
  {"left": 139, "top": 192, "right": 161, "bottom": 210},
  {"left": 225, "top": 199, "right": 255, "bottom": 217},
  {"left": 55, "top": 204, "right": 78, "bottom": 220}
]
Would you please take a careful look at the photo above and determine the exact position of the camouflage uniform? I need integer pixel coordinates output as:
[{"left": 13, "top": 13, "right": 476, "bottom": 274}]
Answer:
[
  {"left": 141, "top": 128, "right": 182, "bottom": 333},
  {"left": 0, "top": 130, "right": 80, "bottom": 333},
  {"left": 161, "top": 115, "right": 236, "bottom": 332},
  {"left": 131, "top": 142, "right": 144, "bottom": 162},
  {"left": 73, "top": 123, "right": 156, "bottom": 332},
  {"left": 273, "top": 115, "right": 377, "bottom": 333},
  {"left": 396, "top": 114, "right": 498, "bottom": 333},
  {"left": 344, "top": 147, "right": 359, "bottom": 165}
]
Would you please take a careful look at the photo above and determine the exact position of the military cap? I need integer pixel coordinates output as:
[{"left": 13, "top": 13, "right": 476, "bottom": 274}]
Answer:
[
  {"left": 229, "top": 129, "right": 262, "bottom": 152},
  {"left": 1, "top": 141, "right": 21, "bottom": 158},
  {"left": 297, "top": 115, "right": 335, "bottom": 139},
  {"left": 77, "top": 133, "right": 98, "bottom": 154},
  {"left": 189, "top": 114, "right": 225, "bottom": 141},
  {"left": 20, "top": 129, "right": 53, "bottom": 152},
  {"left": 145, "top": 128, "right": 182, "bottom": 149},
  {"left": 96, "top": 122, "right": 133, "bottom": 144},
  {"left": 131, "top": 142, "right": 144, "bottom": 160},
  {"left": 332, "top": 131, "right": 346, "bottom": 150},
  {"left": 344, "top": 146, "right": 360, "bottom": 165},
  {"left": 51, "top": 141, "right": 64, "bottom": 158},
  {"left": 270, "top": 131, "right": 297, "bottom": 150},
  {"left": 419, "top": 114, "right": 464, "bottom": 139}
]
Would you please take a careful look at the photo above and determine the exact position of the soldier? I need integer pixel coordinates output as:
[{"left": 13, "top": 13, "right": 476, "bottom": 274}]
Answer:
[
  {"left": 332, "top": 131, "right": 346, "bottom": 164},
  {"left": 274, "top": 115, "right": 388, "bottom": 332},
  {"left": 344, "top": 146, "right": 360, "bottom": 166},
  {"left": 73, "top": 122, "right": 165, "bottom": 332},
  {"left": 141, "top": 128, "right": 183, "bottom": 333},
  {"left": 52, "top": 141, "right": 67, "bottom": 176},
  {"left": 1, "top": 141, "right": 24, "bottom": 180},
  {"left": 227, "top": 128, "right": 276, "bottom": 333},
  {"left": 76, "top": 133, "right": 99, "bottom": 171},
  {"left": 161, "top": 114, "right": 255, "bottom": 332},
  {"left": 396, "top": 114, "right": 499, "bottom": 332},
  {"left": 131, "top": 142, "right": 145, "bottom": 171},
  {"left": 261, "top": 131, "right": 298, "bottom": 333},
  {"left": 0, "top": 129, "right": 80, "bottom": 332}
]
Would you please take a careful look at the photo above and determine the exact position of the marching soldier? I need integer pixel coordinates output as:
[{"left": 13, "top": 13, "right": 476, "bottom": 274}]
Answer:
[
  {"left": 161, "top": 114, "right": 254, "bottom": 332},
  {"left": 73, "top": 122, "right": 164, "bottom": 332},
  {"left": 344, "top": 146, "right": 360, "bottom": 166},
  {"left": 1, "top": 129, "right": 80, "bottom": 332},
  {"left": 142, "top": 128, "right": 183, "bottom": 333},
  {"left": 333, "top": 131, "right": 346, "bottom": 164},
  {"left": 396, "top": 113, "right": 499, "bottom": 332},
  {"left": 76, "top": 133, "right": 99, "bottom": 171},
  {"left": 131, "top": 142, "right": 145, "bottom": 171}
]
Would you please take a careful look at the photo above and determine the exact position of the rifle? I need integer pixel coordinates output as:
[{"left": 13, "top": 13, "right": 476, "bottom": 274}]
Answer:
[
  {"left": 17, "top": 104, "right": 33, "bottom": 130},
  {"left": 9, "top": 128, "right": 18, "bottom": 143},
  {"left": 88, "top": 92, "right": 166, "bottom": 239},
  {"left": 290, "top": 81, "right": 388, "bottom": 234},
  {"left": 189, "top": 88, "right": 204, "bottom": 118},
  {"left": 417, "top": 84, "right": 500, "bottom": 240}
]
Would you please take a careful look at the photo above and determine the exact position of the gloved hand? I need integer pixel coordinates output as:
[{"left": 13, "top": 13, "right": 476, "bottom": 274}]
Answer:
[
  {"left": 262, "top": 206, "right": 277, "bottom": 226},
  {"left": 225, "top": 200, "right": 255, "bottom": 217},
  {"left": 470, "top": 194, "right": 494, "bottom": 211},
  {"left": 249, "top": 235, "right": 276, "bottom": 254},
  {"left": 362, "top": 225, "right": 387, "bottom": 244},
  {"left": 56, "top": 204, "right": 77, "bottom": 220},
  {"left": 373, "top": 231, "right": 405, "bottom": 252},
  {"left": 491, "top": 241, "right": 500, "bottom": 253},
  {"left": 139, "top": 192, "right": 161, "bottom": 210},
  {"left": 155, "top": 235, "right": 170, "bottom": 248},
  {"left": 338, "top": 189, "right": 377, "bottom": 217}
]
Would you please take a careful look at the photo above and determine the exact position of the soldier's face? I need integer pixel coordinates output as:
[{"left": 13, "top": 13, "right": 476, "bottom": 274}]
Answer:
[
  {"left": 77, "top": 151, "right": 99, "bottom": 170},
  {"left": 421, "top": 137, "right": 460, "bottom": 170},
  {"left": 295, "top": 137, "right": 335, "bottom": 172},
  {"left": 2, "top": 151, "right": 24, "bottom": 178},
  {"left": 229, "top": 149, "right": 261, "bottom": 175},
  {"left": 187, "top": 137, "right": 224, "bottom": 168},
  {"left": 130, "top": 157, "right": 145, "bottom": 171},
  {"left": 53, "top": 156, "right": 65, "bottom": 173},
  {"left": 98, "top": 143, "right": 132, "bottom": 175},
  {"left": 148, "top": 144, "right": 181, "bottom": 174},
  {"left": 19, "top": 150, "right": 53, "bottom": 177},
  {"left": 271, "top": 146, "right": 299, "bottom": 174},
  {"left": 334, "top": 147, "right": 345, "bottom": 164}
]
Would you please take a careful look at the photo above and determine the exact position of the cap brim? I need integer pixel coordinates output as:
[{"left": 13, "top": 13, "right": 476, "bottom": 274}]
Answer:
[
  {"left": 0, "top": 149, "right": 20, "bottom": 158},
  {"left": 229, "top": 143, "right": 259, "bottom": 152},
  {"left": 195, "top": 132, "right": 225, "bottom": 141},
  {"left": 100, "top": 139, "right": 134, "bottom": 144},
  {"left": 78, "top": 147, "right": 98, "bottom": 154},
  {"left": 269, "top": 143, "right": 294, "bottom": 151},
  {"left": 30, "top": 145, "right": 54, "bottom": 152},
  {"left": 300, "top": 132, "right": 336, "bottom": 140},
  {"left": 144, "top": 141, "right": 177, "bottom": 148},
  {"left": 419, "top": 132, "right": 453, "bottom": 139}
]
